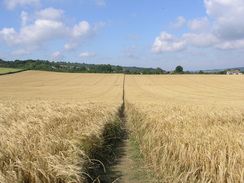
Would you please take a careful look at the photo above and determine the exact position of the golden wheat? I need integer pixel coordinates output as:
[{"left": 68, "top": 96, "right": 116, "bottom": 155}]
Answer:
[
  {"left": 1, "top": 71, "right": 243, "bottom": 182},
  {"left": 0, "top": 71, "right": 124, "bottom": 182},
  {"left": 125, "top": 75, "right": 244, "bottom": 183}
]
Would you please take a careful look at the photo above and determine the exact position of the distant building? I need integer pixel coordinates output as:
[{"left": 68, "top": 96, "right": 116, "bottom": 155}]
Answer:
[
  {"left": 167, "top": 71, "right": 174, "bottom": 74},
  {"left": 226, "top": 70, "right": 242, "bottom": 75}
]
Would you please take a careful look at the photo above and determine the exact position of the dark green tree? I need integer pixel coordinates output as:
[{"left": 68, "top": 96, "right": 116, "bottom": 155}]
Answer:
[
  {"left": 219, "top": 70, "right": 227, "bottom": 74},
  {"left": 114, "top": 66, "right": 123, "bottom": 73},
  {"left": 154, "top": 67, "right": 164, "bottom": 74},
  {"left": 175, "top": 65, "right": 183, "bottom": 73}
]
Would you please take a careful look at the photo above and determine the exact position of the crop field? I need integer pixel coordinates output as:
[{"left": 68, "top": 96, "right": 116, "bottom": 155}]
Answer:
[
  {"left": 0, "top": 71, "right": 243, "bottom": 183},
  {"left": 0, "top": 67, "right": 23, "bottom": 75},
  {"left": 0, "top": 71, "right": 124, "bottom": 182},
  {"left": 125, "top": 75, "right": 244, "bottom": 182}
]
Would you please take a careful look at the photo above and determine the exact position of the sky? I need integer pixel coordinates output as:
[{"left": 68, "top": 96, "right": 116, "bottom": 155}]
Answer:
[{"left": 0, "top": 0, "right": 244, "bottom": 71}]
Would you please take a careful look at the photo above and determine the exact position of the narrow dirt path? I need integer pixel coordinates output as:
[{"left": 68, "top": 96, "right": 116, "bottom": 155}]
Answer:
[
  {"left": 92, "top": 104, "right": 148, "bottom": 183},
  {"left": 88, "top": 75, "right": 150, "bottom": 183},
  {"left": 111, "top": 138, "right": 147, "bottom": 183}
]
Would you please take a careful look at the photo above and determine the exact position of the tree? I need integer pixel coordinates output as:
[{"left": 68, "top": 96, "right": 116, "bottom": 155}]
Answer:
[
  {"left": 199, "top": 70, "right": 204, "bottom": 74},
  {"left": 114, "top": 66, "right": 123, "bottom": 73},
  {"left": 219, "top": 70, "right": 227, "bottom": 74},
  {"left": 175, "top": 65, "right": 183, "bottom": 73},
  {"left": 154, "top": 67, "right": 164, "bottom": 74}
]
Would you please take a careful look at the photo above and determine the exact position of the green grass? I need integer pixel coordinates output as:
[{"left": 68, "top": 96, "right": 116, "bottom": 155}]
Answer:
[{"left": 0, "top": 67, "right": 24, "bottom": 74}]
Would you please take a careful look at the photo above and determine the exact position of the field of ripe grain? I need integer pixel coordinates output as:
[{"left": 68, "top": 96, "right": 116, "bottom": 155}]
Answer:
[
  {"left": 0, "top": 67, "right": 23, "bottom": 74},
  {"left": 0, "top": 71, "right": 124, "bottom": 183},
  {"left": 125, "top": 75, "right": 244, "bottom": 183}
]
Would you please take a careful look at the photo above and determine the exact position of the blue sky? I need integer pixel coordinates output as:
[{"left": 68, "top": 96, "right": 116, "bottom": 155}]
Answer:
[{"left": 0, "top": 0, "right": 244, "bottom": 70}]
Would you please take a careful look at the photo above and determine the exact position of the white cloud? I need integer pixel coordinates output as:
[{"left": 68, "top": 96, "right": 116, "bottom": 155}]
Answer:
[
  {"left": 78, "top": 52, "right": 96, "bottom": 57},
  {"left": 21, "top": 11, "right": 28, "bottom": 26},
  {"left": 0, "top": 28, "right": 17, "bottom": 46},
  {"left": 188, "top": 17, "right": 210, "bottom": 32},
  {"left": 0, "top": 8, "right": 101, "bottom": 54},
  {"left": 0, "top": 8, "right": 68, "bottom": 47},
  {"left": 11, "top": 49, "right": 29, "bottom": 56},
  {"left": 152, "top": 0, "right": 244, "bottom": 53},
  {"left": 204, "top": 0, "right": 244, "bottom": 40},
  {"left": 151, "top": 32, "right": 186, "bottom": 53},
  {"left": 169, "top": 16, "right": 186, "bottom": 29},
  {"left": 64, "top": 43, "right": 78, "bottom": 50},
  {"left": 19, "top": 19, "right": 68, "bottom": 44},
  {"left": 4, "top": 0, "right": 41, "bottom": 10},
  {"left": 35, "top": 8, "right": 64, "bottom": 21},
  {"left": 72, "top": 21, "right": 91, "bottom": 37},
  {"left": 215, "top": 39, "right": 244, "bottom": 49},
  {"left": 183, "top": 33, "right": 218, "bottom": 47},
  {"left": 64, "top": 21, "right": 93, "bottom": 50},
  {"left": 50, "top": 51, "right": 64, "bottom": 60}
]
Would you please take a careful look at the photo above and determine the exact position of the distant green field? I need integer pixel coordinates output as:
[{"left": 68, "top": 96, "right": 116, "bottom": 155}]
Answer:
[{"left": 0, "top": 67, "right": 23, "bottom": 74}]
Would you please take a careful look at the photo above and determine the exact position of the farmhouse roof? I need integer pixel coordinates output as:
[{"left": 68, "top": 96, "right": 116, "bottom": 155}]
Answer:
[{"left": 227, "top": 70, "right": 241, "bottom": 73}]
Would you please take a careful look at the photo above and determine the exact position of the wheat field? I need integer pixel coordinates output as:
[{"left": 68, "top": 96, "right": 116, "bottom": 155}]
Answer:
[
  {"left": 0, "top": 71, "right": 124, "bottom": 182},
  {"left": 1, "top": 71, "right": 243, "bottom": 183},
  {"left": 125, "top": 75, "right": 244, "bottom": 183}
]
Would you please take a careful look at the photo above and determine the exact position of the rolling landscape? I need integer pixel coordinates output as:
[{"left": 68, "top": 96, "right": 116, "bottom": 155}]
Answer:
[
  {"left": 1, "top": 0, "right": 244, "bottom": 182},
  {"left": 0, "top": 70, "right": 243, "bottom": 182}
]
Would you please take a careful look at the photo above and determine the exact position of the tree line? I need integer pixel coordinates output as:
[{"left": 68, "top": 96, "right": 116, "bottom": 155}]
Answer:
[
  {"left": 1, "top": 59, "right": 236, "bottom": 74},
  {"left": 0, "top": 59, "right": 166, "bottom": 74}
]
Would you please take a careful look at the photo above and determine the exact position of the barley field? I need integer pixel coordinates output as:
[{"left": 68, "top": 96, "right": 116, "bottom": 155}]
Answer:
[
  {"left": 125, "top": 75, "right": 244, "bottom": 183},
  {"left": 0, "top": 67, "right": 23, "bottom": 74},
  {"left": 0, "top": 71, "right": 124, "bottom": 182}
]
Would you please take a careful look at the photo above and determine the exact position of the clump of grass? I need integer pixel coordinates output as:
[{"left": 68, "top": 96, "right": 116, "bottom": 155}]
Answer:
[{"left": 126, "top": 102, "right": 244, "bottom": 183}]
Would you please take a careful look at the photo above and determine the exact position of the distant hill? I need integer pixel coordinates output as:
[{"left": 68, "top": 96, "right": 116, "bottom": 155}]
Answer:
[
  {"left": 194, "top": 67, "right": 244, "bottom": 73},
  {"left": 225, "top": 67, "right": 244, "bottom": 71}
]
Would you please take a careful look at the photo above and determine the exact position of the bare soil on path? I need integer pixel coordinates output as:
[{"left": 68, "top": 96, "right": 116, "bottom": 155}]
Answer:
[{"left": 89, "top": 124, "right": 150, "bottom": 183}]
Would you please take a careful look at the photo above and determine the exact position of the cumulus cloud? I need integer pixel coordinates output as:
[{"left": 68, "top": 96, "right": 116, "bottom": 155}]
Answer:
[
  {"left": 35, "top": 7, "right": 64, "bottom": 21},
  {"left": 169, "top": 16, "right": 186, "bottom": 29},
  {"left": 151, "top": 32, "right": 186, "bottom": 53},
  {"left": 78, "top": 52, "right": 96, "bottom": 57},
  {"left": 204, "top": 0, "right": 244, "bottom": 40},
  {"left": 0, "top": 9, "right": 67, "bottom": 47},
  {"left": 72, "top": 21, "right": 91, "bottom": 37},
  {"left": 64, "top": 21, "right": 93, "bottom": 50},
  {"left": 188, "top": 17, "right": 210, "bottom": 33},
  {"left": 50, "top": 51, "right": 64, "bottom": 60},
  {"left": 4, "top": 0, "right": 41, "bottom": 10},
  {"left": 0, "top": 8, "right": 101, "bottom": 55},
  {"left": 20, "top": 19, "right": 68, "bottom": 44},
  {"left": 152, "top": 0, "right": 244, "bottom": 53},
  {"left": 0, "top": 28, "right": 17, "bottom": 46},
  {"left": 215, "top": 39, "right": 244, "bottom": 49},
  {"left": 183, "top": 33, "right": 218, "bottom": 47}
]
